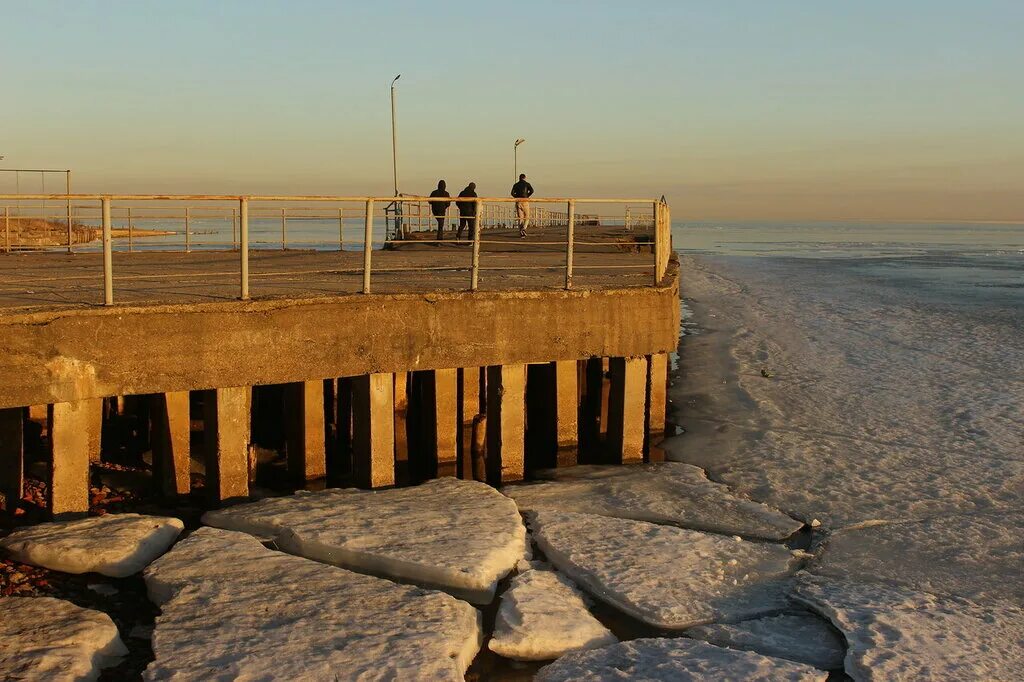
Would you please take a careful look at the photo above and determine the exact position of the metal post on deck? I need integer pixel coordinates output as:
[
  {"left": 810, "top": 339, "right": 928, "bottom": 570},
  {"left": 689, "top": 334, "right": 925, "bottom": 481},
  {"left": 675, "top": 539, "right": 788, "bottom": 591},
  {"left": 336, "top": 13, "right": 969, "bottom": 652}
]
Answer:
[
  {"left": 232, "top": 208, "right": 238, "bottom": 250},
  {"left": 184, "top": 207, "right": 191, "bottom": 252},
  {"left": 102, "top": 198, "right": 113, "bottom": 305},
  {"left": 127, "top": 206, "right": 134, "bottom": 253},
  {"left": 281, "top": 207, "right": 287, "bottom": 250},
  {"left": 338, "top": 207, "right": 344, "bottom": 251},
  {"left": 652, "top": 201, "right": 661, "bottom": 286},
  {"left": 239, "top": 198, "right": 249, "bottom": 300},
  {"left": 471, "top": 199, "right": 482, "bottom": 291},
  {"left": 4, "top": 206, "right": 10, "bottom": 253},
  {"left": 66, "top": 170, "right": 73, "bottom": 253},
  {"left": 565, "top": 200, "right": 575, "bottom": 290},
  {"left": 362, "top": 199, "right": 374, "bottom": 294}
]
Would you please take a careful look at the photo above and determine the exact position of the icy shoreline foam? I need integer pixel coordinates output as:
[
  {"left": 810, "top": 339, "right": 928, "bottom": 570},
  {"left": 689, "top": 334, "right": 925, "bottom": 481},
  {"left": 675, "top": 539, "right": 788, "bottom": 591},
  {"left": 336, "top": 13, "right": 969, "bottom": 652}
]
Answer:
[
  {"left": 529, "top": 510, "right": 797, "bottom": 629},
  {"left": 504, "top": 463, "right": 802, "bottom": 540},
  {"left": 143, "top": 526, "right": 481, "bottom": 681},
  {"left": 202, "top": 478, "right": 527, "bottom": 603}
]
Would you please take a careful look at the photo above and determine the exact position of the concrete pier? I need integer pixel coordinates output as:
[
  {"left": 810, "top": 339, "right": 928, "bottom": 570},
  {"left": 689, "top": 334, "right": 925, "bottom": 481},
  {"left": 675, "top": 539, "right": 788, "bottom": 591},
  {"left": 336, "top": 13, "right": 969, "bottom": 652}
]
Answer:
[
  {"left": 554, "top": 361, "right": 580, "bottom": 467},
  {"left": 47, "top": 401, "right": 95, "bottom": 518},
  {"left": 486, "top": 364, "right": 526, "bottom": 484},
  {"left": 352, "top": 373, "right": 396, "bottom": 489},
  {"left": 150, "top": 391, "right": 191, "bottom": 497},
  {"left": 459, "top": 368, "right": 483, "bottom": 480},
  {"left": 646, "top": 353, "right": 669, "bottom": 462},
  {"left": 606, "top": 357, "right": 647, "bottom": 464},
  {"left": 419, "top": 369, "right": 459, "bottom": 478},
  {"left": 0, "top": 408, "right": 23, "bottom": 512},
  {"left": 284, "top": 381, "right": 327, "bottom": 483},
  {"left": 202, "top": 387, "right": 251, "bottom": 505}
]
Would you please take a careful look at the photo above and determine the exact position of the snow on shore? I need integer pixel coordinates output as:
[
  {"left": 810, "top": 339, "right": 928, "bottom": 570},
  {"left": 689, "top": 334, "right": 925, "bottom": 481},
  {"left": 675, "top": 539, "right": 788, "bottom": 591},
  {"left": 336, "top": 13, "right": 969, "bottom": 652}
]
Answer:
[
  {"left": 534, "top": 637, "right": 826, "bottom": 681},
  {"left": 202, "top": 478, "right": 526, "bottom": 603},
  {"left": 488, "top": 564, "right": 616, "bottom": 661},
  {"left": 504, "top": 463, "right": 802, "bottom": 540},
  {"left": 0, "top": 596, "right": 127, "bottom": 681},
  {"left": 143, "top": 526, "right": 481, "bottom": 681},
  {"left": 529, "top": 510, "right": 797, "bottom": 629},
  {"left": 0, "top": 514, "right": 184, "bottom": 577}
]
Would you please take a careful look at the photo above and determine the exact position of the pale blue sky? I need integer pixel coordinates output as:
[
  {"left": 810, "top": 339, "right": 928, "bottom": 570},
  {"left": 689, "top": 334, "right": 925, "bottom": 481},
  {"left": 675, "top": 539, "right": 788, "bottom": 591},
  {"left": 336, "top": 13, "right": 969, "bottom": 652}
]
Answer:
[{"left": 2, "top": 0, "right": 1022, "bottom": 219}]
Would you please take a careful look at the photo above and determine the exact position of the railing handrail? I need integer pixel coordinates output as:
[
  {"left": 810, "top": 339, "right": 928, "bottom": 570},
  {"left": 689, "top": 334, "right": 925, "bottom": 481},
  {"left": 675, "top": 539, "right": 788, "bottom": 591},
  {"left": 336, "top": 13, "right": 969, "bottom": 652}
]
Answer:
[{"left": 0, "top": 193, "right": 657, "bottom": 204}]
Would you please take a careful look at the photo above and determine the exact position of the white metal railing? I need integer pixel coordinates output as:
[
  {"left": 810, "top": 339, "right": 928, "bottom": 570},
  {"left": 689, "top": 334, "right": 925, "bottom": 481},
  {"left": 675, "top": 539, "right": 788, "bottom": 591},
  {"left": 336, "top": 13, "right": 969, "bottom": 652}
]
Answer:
[{"left": 0, "top": 194, "right": 671, "bottom": 305}]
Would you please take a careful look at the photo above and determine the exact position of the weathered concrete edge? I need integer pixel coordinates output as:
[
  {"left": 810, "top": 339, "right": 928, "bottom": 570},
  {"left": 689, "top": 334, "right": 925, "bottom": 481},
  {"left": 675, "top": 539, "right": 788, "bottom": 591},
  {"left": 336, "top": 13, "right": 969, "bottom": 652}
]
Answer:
[{"left": 0, "top": 262, "right": 679, "bottom": 409}]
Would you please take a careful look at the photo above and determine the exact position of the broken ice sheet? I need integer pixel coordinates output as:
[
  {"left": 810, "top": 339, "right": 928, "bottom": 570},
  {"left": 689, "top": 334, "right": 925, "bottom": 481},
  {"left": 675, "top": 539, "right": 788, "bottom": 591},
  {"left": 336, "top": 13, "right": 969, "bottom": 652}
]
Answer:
[
  {"left": 529, "top": 510, "right": 797, "bottom": 629},
  {"left": 685, "top": 612, "right": 845, "bottom": 670},
  {"left": 504, "top": 463, "right": 802, "bottom": 540}
]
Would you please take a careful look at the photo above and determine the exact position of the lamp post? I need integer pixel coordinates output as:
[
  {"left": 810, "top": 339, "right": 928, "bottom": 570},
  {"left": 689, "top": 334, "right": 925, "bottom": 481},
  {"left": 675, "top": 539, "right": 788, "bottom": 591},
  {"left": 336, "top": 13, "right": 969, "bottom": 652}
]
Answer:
[
  {"left": 514, "top": 138, "right": 525, "bottom": 181},
  {"left": 391, "top": 74, "right": 401, "bottom": 196}
]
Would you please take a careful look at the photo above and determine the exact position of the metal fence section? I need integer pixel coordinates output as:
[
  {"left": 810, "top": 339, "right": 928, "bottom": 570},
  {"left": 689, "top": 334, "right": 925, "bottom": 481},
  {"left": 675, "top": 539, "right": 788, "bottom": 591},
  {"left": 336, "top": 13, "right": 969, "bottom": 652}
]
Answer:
[{"left": 0, "top": 194, "right": 671, "bottom": 306}]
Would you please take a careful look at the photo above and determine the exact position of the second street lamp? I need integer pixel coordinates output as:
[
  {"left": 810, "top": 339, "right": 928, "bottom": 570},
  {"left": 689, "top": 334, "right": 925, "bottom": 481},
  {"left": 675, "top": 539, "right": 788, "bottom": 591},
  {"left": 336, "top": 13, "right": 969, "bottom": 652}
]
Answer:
[{"left": 514, "top": 138, "right": 525, "bottom": 181}]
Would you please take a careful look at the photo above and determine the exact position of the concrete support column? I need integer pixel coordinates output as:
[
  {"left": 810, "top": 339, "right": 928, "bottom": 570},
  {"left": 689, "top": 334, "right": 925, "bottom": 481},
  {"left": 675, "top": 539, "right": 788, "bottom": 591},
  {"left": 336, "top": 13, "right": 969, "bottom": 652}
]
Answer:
[
  {"left": 394, "top": 373, "right": 410, "bottom": 484},
  {"left": 486, "top": 364, "right": 526, "bottom": 484},
  {"left": 0, "top": 408, "right": 23, "bottom": 513},
  {"left": 459, "top": 368, "right": 483, "bottom": 479},
  {"left": 646, "top": 353, "right": 669, "bottom": 462},
  {"left": 606, "top": 357, "right": 647, "bottom": 464},
  {"left": 150, "top": 391, "right": 191, "bottom": 498},
  {"left": 352, "top": 373, "right": 396, "bottom": 489},
  {"left": 333, "top": 377, "right": 355, "bottom": 480},
  {"left": 202, "top": 386, "right": 251, "bottom": 505},
  {"left": 47, "top": 401, "right": 95, "bottom": 519},
  {"left": 424, "top": 369, "right": 459, "bottom": 478},
  {"left": 284, "top": 381, "right": 327, "bottom": 483},
  {"left": 86, "top": 398, "right": 103, "bottom": 464},
  {"left": 554, "top": 360, "right": 579, "bottom": 467}
]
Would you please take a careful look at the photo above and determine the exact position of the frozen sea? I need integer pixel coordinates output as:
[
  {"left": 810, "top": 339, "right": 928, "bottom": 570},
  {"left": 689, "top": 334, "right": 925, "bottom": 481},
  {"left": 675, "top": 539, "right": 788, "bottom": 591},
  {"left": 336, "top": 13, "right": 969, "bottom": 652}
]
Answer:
[{"left": 663, "top": 220, "right": 1024, "bottom": 607}]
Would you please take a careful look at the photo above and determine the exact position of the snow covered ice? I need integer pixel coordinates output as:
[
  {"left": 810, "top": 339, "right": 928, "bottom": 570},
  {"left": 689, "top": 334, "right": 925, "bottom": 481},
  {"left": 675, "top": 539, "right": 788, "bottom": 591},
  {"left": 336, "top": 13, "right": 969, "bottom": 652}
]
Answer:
[
  {"left": 143, "top": 526, "right": 481, "bottom": 681},
  {"left": 488, "top": 565, "right": 617, "bottom": 660},
  {"left": 0, "top": 513, "right": 184, "bottom": 577},
  {"left": 0, "top": 596, "right": 127, "bottom": 681},
  {"left": 792, "top": 575, "right": 1024, "bottom": 681},
  {"left": 685, "top": 612, "right": 845, "bottom": 670},
  {"left": 503, "top": 463, "right": 802, "bottom": 540},
  {"left": 529, "top": 510, "right": 797, "bottom": 629},
  {"left": 534, "top": 637, "right": 827, "bottom": 681},
  {"left": 202, "top": 477, "right": 526, "bottom": 603},
  {"left": 810, "top": 511, "right": 1024, "bottom": 605}
]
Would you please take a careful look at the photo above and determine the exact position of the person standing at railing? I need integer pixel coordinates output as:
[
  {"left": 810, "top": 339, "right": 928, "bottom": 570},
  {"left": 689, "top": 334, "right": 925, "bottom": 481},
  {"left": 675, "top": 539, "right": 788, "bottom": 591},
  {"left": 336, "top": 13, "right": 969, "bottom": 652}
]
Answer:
[
  {"left": 511, "top": 173, "right": 534, "bottom": 238},
  {"left": 429, "top": 180, "right": 451, "bottom": 240},
  {"left": 456, "top": 182, "right": 478, "bottom": 241}
]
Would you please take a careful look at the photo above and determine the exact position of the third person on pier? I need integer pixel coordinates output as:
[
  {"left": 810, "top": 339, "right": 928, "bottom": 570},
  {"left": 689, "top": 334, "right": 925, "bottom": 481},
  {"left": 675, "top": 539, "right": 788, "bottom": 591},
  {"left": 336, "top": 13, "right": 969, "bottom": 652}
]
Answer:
[
  {"left": 457, "top": 182, "right": 478, "bottom": 241},
  {"left": 429, "top": 180, "right": 451, "bottom": 240},
  {"left": 511, "top": 173, "right": 534, "bottom": 238}
]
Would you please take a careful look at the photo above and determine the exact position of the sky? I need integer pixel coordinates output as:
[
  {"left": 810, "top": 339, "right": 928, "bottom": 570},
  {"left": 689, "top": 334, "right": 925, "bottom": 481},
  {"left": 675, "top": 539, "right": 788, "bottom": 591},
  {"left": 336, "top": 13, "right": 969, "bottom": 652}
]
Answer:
[{"left": 2, "top": 0, "right": 1022, "bottom": 220}]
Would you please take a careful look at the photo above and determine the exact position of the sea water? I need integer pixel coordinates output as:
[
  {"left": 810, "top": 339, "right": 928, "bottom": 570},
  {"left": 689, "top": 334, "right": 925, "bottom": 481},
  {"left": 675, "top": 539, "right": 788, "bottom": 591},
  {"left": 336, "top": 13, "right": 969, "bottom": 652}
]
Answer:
[{"left": 663, "top": 220, "right": 1024, "bottom": 606}]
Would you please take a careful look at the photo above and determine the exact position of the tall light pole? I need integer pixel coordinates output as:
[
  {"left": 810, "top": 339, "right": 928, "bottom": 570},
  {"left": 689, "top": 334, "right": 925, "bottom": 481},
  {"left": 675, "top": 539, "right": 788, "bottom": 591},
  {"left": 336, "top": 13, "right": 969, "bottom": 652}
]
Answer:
[
  {"left": 514, "top": 138, "right": 525, "bottom": 181},
  {"left": 391, "top": 74, "right": 401, "bottom": 196}
]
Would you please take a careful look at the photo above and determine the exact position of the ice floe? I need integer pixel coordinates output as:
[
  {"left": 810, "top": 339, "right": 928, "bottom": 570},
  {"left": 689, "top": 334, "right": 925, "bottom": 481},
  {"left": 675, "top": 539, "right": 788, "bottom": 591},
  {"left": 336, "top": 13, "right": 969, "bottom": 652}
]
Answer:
[
  {"left": 0, "top": 596, "right": 127, "bottom": 681},
  {"left": 202, "top": 477, "right": 526, "bottom": 603},
  {"left": 685, "top": 612, "right": 845, "bottom": 670},
  {"left": 534, "top": 637, "right": 827, "bottom": 681},
  {"left": 0, "top": 513, "right": 184, "bottom": 577},
  {"left": 488, "top": 565, "right": 617, "bottom": 660},
  {"left": 504, "top": 463, "right": 802, "bottom": 540},
  {"left": 529, "top": 510, "right": 797, "bottom": 629},
  {"left": 810, "top": 511, "right": 1024, "bottom": 605},
  {"left": 143, "top": 526, "right": 481, "bottom": 681},
  {"left": 792, "top": 575, "right": 1024, "bottom": 681}
]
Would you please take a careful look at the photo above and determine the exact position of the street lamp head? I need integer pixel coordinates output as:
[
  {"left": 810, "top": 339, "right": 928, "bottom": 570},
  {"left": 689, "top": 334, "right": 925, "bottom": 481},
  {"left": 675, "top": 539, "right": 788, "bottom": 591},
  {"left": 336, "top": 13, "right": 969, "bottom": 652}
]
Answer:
[
  {"left": 392, "top": 74, "right": 401, "bottom": 87},
  {"left": 515, "top": 138, "right": 525, "bottom": 147}
]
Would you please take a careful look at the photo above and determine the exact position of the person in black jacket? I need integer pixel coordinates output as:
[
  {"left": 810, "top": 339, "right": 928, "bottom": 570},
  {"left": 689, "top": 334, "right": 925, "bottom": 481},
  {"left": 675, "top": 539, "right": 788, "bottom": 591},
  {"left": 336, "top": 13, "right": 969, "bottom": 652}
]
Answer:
[
  {"left": 510, "top": 173, "right": 534, "bottom": 237},
  {"left": 429, "top": 180, "right": 451, "bottom": 240},
  {"left": 456, "top": 182, "right": 478, "bottom": 241}
]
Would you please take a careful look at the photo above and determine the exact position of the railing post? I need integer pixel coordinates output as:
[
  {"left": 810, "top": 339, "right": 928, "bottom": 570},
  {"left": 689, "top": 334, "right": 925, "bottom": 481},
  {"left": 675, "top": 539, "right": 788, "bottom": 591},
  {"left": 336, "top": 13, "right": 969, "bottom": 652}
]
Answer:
[
  {"left": 565, "top": 200, "right": 575, "bottom": 290},
  {"left": 653, "top": 200, "right": 662, "bottom": 286},
  {"left": 338, "top": 207, "right": 344, "bottom": 251},
  {"left": 102, "top": 197, "right": 113, "bottom": 305},
  {"left": 232, "top": 208, "right": 238, "bottom": 250},
  {"left": 471, "top": 198, "right": 482, "bottom": 291},
  {"left": 127, "top": 206, "right": 134, "bottom": 253},
  {"left": 362, "top": 199, "right": 374, "bottom": 294},
  {"left": 281, "top": 207, "right": 287, "bottom": 250},
  {"left": 184, "top": 207, "right": 191, "bottom": 253},
  {"left": 4, "top": 206, "right": 9, "bottom": 253},
  {"left": 66, "top": 170, "right": 73, "bottom": 254},
  {"left": 239, "top": 197, "right": 249, "bottom": 300}
]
